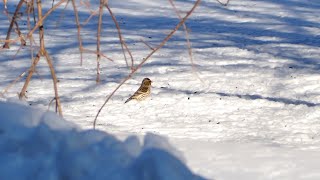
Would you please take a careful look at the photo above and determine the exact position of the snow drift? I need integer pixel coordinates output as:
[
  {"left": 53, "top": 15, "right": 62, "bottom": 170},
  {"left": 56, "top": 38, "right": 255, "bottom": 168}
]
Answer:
[{"left": 0, "top": 101, "right": 204, "bottom": 180}]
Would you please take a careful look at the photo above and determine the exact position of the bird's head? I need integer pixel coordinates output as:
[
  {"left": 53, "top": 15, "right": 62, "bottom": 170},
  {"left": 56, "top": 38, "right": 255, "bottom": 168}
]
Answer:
[{"left": 142, "top": 78, "right": 152, "bottom": 86}]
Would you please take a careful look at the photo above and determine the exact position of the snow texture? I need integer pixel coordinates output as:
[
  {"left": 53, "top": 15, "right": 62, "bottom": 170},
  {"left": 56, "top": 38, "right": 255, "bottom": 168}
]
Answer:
[
  {"left": 1, "top": 0, "right": 320, "bottom": 179},
  {"left": 0, "top": 101, "right": 204, "bottom": 180}
]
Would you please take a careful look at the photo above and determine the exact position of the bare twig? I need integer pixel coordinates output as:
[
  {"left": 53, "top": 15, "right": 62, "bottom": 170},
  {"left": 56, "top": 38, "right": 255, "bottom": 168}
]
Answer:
[
  {"left": 105, "top": 3, "right": 134, "bottom": 69},
  {"left": 93, "top": 0, "right": 202, "bottom": 129},
  {"left": 44, "top": 51, "right": 63, "bottom": 116},
  {"left": 3, "top": 0, "right": 26, "bottom": 48},
  {"left": 3, "top": 4, "right": 26, "bottom": 46},
  {"left": 25, "top": 0, "right": 68, "bottom": 41},
  {"left": 0, "top": 37, "right": 22, "bottom": 44},
  {"left": 19, "top": 0, "right": 46, "bottom": 100},
  {"left": 2, "top": 0, "right": 66, "bottom": 45},
  {"left": 71, "top": 0, "right": 84, "bottom": 66},
  {"left": 216, "top": 0, "right": 231, "bottom": 6},
  {"left": 96, "top": 0, "right": 104, "bottom": 83},
  {"left": 2, "top": 0, "right": 66, "bottom": 63},
  {"left": 169, "top": 0, "right": 193, "bottom": 61},
  {"left": 82, "top": 9, "right": 99, "bottom": 25},
  {"left": 26, "top": 0, "right": 37, "bottom": 65},
  {"left": 55, "top": 0, "right": 70, "bottom": 27},
  {"left": 80, "top": 0, "right": 91, "bottom": 8},
  {"left": 48, "top": 97, "right": 56, "bottom": 111},
  {"left": 0, "top": 71, "right": 27, "bottom": 97},
  {"left": 19, "top": 0, "right": 63, "bottom": 116},
  {"left": 32, "top": 0, "right": 36, "bottom": 25},
  {"left": 82, "top": 48, "right": 114, "bottom": 61},
  {"left": 168, "top": 0, "right": 203, "bottom": 83},
  {"left": 140, "top": 38, "right": 155, "bottom": 51},
  {"left": 19, "top": 53, "right": 41, "bottom": 99}
]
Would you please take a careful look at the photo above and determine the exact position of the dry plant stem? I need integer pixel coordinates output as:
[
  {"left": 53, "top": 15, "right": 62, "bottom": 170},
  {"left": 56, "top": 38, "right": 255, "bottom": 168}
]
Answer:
[
  {"left": 105, "top": 4, "right": 134, "bottom": 69},
  {"left": 6, "top": 9, "right": 26, "bottom": 47},
  {"left": 169, "top": 0, "right": 193, "bottom": 61},
  {"left": 3, "top": 0, "right": 66, "bottom": 45},
  {"left": 168, "top": 0, "right": 203, "bottom": 83},
  {"left": 48, "top": 97, "right": 56, "bottom": 111},
  {"left": 96, "top": 0, "right": 104, "bottom": 83},
  {"left": 82, "top": 48, "right": 114, "bottom": 61},
  {"left": 38, "top": 0, "right": 62, "bottom": 116},
  {"left": 19, "top": 0, "right": 44, "bottom": 99},
  {"left": 4, "top": 4, "right": 26, "bottom": 47},
  {"left": 26, "top": 0, "right": 36, "bottom": 65},
  {"left": 26, "top": 0, "right": 67, "bottom": 40},
  {"left": 44, "top": 51, "right": 63, "bottom": 116},
  {"left": 3, "top": 0, "right": 25, "bottom": 48},
  {"left": 93, "top": 0, "right": 202, "bottom": 129},
  {"left": 37, "top": 1, "right": 45, "bottom": 54},
  {"left": 0, "top": 37, "right": 24, "bottom": 44},
  {"left": 55, "top": 0, "right": 70, "bottom": 27},
  {"left": 217, "top": 0, "right": 231, "bottom": 6},
  {"left": 19, "top": 0, "right": 63, "bottom": 116},
  {"left": 1, "top": 71, "right": 27, "bottom": 97},
  {"left": 14, "top": 22, "right": 27, "bottom": 46},
  {"left": 32, "top": 0, "right": 37, "bottom": 24},
  {"left": 140, "top": 38, "right": 155, "bottom": 50},
  {"left": 10, "top": 0, "right": 35, "bottom": 61},
  {"left": 83, "top": 9, "right": 99, "bottom": 26},
  {"left": 19, "top": 53, "right": 41, "bottom": 99},
  {"left": 71, "top": 0, "right": 84, "bottom": 66}
]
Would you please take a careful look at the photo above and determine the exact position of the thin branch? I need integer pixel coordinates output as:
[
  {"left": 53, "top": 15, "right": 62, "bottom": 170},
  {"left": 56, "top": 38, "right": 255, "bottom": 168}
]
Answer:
[
  {"left": 96, "top": 0, "right": 104, "bottom": 83},
  {"left": 3, "top": 4, "right": 26, "bottom": 47},
  {"left": 82, "top": 9, "right": 99, "bottom": 26},
  {"left": 37, "top": 0, "right": 45, "bottom": 54},
  {"left": 19, "top": 53, "right": 41, "bottom": 99},
  {"left": 0, "top": 71, "right": 27, "bottom": 97},
  {"left": 82, "top": 48, "right": 114, "bottom": 61},
  {"left": 19, "top": 0, "right": 47, "bottom": 100},
  {"left": 0, "top": 37, "right": 23, "bottom": 44},
  {"left": 71, "top": 0, "right": 84, "bottom": 66},
  {"left": 54, "top": 0, "right": 70, "bottom": 27},
  {"left": 18, "top": 0, "right": 64, "bottom": 116},
  {"left": 3, "top": 0, "right": 26, "bottom": 48},
  {"left": 140, "top": 38, "right": 155, "bottom": 51},
  {"left": 44, "top": 51, "right": 63, "bottom": 116},
  {"left": 105, "top": 3, "right": 134, "bottom": 69},
  {"left": 25, "top": 0, "right": 68, "bottom": 41},
  {"left": 168, "top": 0, "right": 203, "bottom": 83},
  {"left": 216, "top": 0, "right": 231, "bottom": 6},
  {"left": 26, "top": 0, "right": 37, "bottom": 65},
  {"left": 93, "top": 0, "right": 202, "bottom": 129},
  {"left": 14, "top": 21, "right": 27, "bottom": 46},
  {"left": 80, "top": 0, "right": 91, "bottom": 8},
  {"left": 48, "top": 97, "right": 56, "bottom": 111}
]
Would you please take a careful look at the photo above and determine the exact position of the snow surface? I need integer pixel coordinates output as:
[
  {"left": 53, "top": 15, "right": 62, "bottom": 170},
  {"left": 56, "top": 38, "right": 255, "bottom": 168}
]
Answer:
[
  {"left": 0, "top": 101, "right": 204, "bottom": 180},
  {"left": 1, "top": 0, "right": 320, "bottom": 179}
]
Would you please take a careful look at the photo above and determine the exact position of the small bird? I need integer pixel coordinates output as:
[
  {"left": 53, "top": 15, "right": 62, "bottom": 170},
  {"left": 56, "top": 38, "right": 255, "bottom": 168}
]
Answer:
[{"left": 125, "top": 78, "right": 152, "bottom": 103}]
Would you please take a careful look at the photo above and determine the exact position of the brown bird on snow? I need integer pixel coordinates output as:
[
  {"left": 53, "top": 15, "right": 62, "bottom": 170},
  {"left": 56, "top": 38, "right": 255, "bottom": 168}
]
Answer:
[{"left": 125, "top": 78, "right": 152, "bottom": 103}]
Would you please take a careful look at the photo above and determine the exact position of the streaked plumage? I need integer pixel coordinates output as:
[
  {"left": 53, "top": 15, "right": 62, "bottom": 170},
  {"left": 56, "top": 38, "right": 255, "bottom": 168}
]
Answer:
[{"left": 125, "top": 78, "right": 152, "bottom": 103}]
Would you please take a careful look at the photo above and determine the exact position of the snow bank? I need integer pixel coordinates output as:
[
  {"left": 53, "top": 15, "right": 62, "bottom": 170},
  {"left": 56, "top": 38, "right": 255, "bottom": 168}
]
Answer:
[{"left": 0, "top": 101, "right": 204, "bottom": 180}]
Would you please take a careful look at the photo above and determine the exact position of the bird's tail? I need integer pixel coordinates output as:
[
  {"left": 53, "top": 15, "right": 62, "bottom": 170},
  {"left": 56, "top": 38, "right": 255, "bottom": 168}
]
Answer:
[{"left": 124, "top": 97, "right": 132, "bottom": 104}]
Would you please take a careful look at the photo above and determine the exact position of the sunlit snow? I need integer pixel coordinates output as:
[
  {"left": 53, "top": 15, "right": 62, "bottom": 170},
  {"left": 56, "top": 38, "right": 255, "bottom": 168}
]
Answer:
[{"left": 1, "top": 0, "right": 320, "bottom": 179}]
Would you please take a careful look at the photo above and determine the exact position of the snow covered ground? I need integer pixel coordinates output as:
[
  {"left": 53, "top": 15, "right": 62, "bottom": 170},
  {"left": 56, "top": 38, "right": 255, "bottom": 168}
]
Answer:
[
  {"left": 0, "top": 101, "right": 204, "bottom": 180},
  {"left": 1, "top": 0, "right": 320, "bottom": 179}
]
